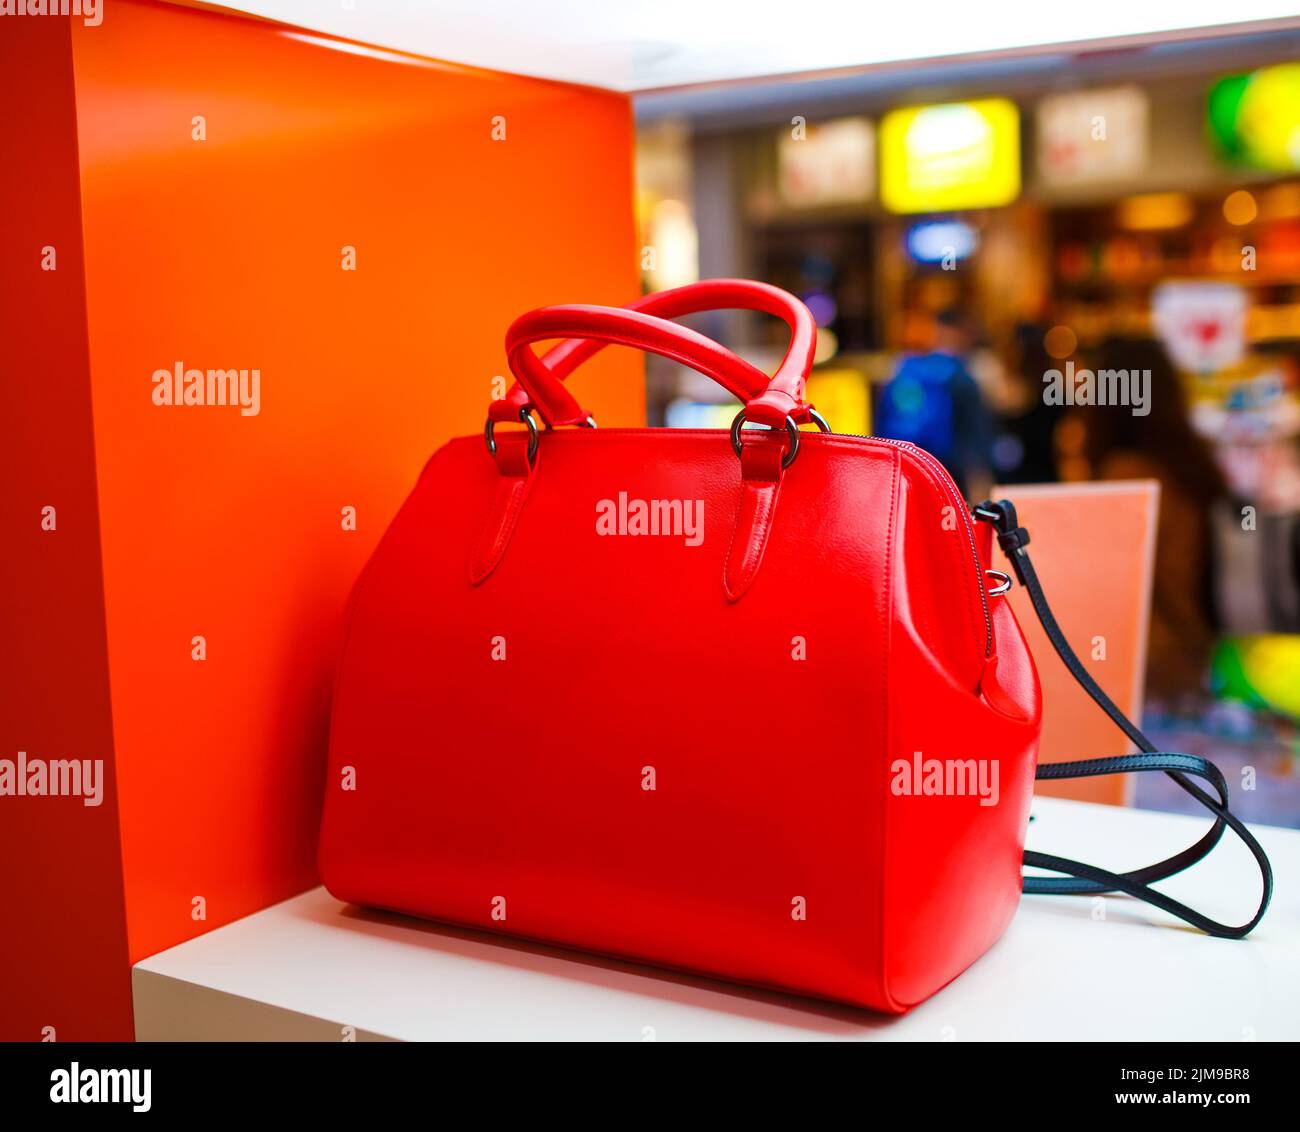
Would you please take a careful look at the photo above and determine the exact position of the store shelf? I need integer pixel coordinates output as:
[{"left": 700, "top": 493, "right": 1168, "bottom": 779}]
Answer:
[{"left": 133, "top": 797, "right": 1299, "bottom": 1041}]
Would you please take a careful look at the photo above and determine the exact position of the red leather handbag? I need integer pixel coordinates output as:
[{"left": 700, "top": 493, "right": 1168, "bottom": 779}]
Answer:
[{"left": 319, "top": 280, "right": 1271, "bottom": 1012}]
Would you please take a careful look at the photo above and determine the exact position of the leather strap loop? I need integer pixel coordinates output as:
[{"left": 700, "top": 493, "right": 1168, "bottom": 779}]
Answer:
[
  {"left": 469, "top": 431, "right": 536, "bottom": 586},
  {"left": 975, "top": 499, "right": 1274, "bottom": 939},
  {"left": 723, "top": 431, "right": 788, "bottom": 602}
]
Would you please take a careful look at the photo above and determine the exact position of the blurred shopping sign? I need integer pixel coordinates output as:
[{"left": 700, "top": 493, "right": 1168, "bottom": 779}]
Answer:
[
  {"left": 1152, "top": 281, "right": 1248, "bottom": 374},
  {"left": 778, "top": 116, "right": 874, "bottom": 207},
  {"left": 880, "top": 98, "right": 1019, "bottom": 213},
  {"left": 1037, "top": 85, "right": 1148, "bottom": 186}
]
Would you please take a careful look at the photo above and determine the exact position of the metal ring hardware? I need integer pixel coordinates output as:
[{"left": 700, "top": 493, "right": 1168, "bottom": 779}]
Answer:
[
  {"left": 985, "top": 569, "right": 1013, "bottom": 597},
  {"left": 484, "top": 406, "right": 540, "bottom": 464},
  {"left": 730, "top": 408, "right": 831, "bottom": 470}
]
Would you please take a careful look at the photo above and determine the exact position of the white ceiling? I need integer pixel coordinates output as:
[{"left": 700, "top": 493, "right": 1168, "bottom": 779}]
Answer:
[{"left": 209, "top": 1, "right": 1300, "bottom": 92}]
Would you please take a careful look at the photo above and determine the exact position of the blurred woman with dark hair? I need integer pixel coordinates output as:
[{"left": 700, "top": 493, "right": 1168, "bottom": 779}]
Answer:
[{"left": 1062, "top": 336, "right": 1228, "bottom": 699}]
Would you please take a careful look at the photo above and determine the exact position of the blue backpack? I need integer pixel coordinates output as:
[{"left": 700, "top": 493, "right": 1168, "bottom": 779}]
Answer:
[{"left": 876, "top": 353, "right": 962, "bottom": 463}]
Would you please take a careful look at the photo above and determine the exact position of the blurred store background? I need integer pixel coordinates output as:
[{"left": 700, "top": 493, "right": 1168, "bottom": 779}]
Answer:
[{"left": 633, "top": 32, "right": 1300, "bottom": 823}]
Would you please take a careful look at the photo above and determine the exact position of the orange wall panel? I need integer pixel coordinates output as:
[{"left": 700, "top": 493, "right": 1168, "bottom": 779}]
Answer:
[
  {"left": 4, "top": 0, "right": 640, "bottom": 1038},
  {"left": 72, "top": 1, "right": 642, "bottom": 967}
]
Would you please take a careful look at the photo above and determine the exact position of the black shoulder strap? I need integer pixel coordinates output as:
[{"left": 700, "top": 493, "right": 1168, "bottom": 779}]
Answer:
[{"left": 973, "top": 499, "right": 1273, "bottom": 939}]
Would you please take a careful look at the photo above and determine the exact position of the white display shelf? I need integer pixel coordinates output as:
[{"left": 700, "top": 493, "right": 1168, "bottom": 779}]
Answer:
[{"left": 133, "top": 797, "right": 1299, "bottom": 1041}]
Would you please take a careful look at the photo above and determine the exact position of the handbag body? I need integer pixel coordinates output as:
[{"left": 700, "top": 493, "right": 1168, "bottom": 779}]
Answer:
[{"left": 319, "top": 280, "right": 1270, "bottom": 1012}]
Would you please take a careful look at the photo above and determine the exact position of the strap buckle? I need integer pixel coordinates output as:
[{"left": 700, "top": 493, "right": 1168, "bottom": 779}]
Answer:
[{"left": 973, "top": 499, "right": 1031, "bottom": 557}]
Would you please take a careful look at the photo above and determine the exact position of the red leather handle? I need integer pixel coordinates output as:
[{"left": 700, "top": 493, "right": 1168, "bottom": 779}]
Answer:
[
  {"left": 493, "top": 279, "right": 817, "bottom": 428},
  {"left": 506, "top": 307, "right": 769, "bottom": 427}
]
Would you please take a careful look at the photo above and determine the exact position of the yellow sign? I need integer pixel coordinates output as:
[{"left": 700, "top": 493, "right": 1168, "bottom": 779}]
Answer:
[
  {"left": 806, "top": 370, "right": 870, "bottom": 437},
  {"left": 881, "top": 98, "right": 1020, "bottom": 213}
]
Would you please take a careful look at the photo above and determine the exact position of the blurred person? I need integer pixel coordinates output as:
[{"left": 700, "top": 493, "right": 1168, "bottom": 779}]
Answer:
[
  {"left": 984, "top": 322, "right": 1063, "bottom": 484},
  {"left": 876, "top": 307, "right": 993, "bottom": 498},
  {"left": 1069, "top": 336, "right": 1228, "bottom": 699}
]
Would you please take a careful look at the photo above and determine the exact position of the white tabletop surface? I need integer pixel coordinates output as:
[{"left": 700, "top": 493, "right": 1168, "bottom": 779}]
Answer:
[{"left": 133, "top": 797, "right": 1298, "bottom": 1041}]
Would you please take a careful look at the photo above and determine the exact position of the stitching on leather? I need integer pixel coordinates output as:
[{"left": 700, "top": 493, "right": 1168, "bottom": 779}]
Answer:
[
  {"left": 723, "top": 485, "right": 760, "bottom": 599},
  {"left": 495, "top": 479, "right": 529, "bottom": 556},
  {"left": 892, "top": 447, "right": 983, "bottom": 660},
  {"left": 909, "top": 513, "right": 941, "bottom": 676},
  {"left": 470, "top": 475, "right": 529, "bottom": 585},
  {"left": 723, "top": 479, "right": 779, "bottom": 600},
  {"left": 450, "top": 430, "right": 892, "bottom": 456},
  {"left": 721, "top": 482, "right": 748, "bottom": 597},
  {"left": 744, "top": 484, "right": 777, "bottom": 575},
  {"left": 878, "top": 444, "right": 900, "bottom": 1009}
]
